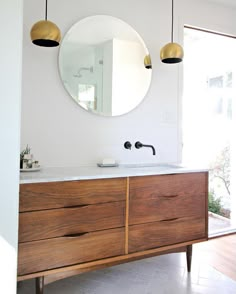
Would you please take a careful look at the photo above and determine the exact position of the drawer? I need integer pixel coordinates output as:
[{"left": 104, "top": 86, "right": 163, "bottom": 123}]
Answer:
[
  {"left": 19, "top": 201, "right": 125, "bottom": 242},
  {"left": 129, "top": 217, "right": 206, "bottom": 253},
  {"left": 18, "top": 227, "right": 125, "bottom": 276},
  {"left": 129, "top": 172, "right": 207, "bottom": 224},
  {"left": 129, "top": 192, "right": 205, "bottom": 225},
  {"left": 19, "top": 178, "right": 126, "bottom": 212},
  {"left": 129, "top": 173, "right": 207, "bottom": 201}
]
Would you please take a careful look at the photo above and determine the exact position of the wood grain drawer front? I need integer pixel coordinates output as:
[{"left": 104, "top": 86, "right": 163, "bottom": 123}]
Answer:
[
  {"left": 130, "top": 173, "right": 207, "bottom": 200},
  {"left": 129, "top": 217, "right": 206, "bottom": 253},
  {"left": 18, "top": 228, "right": 125, "bottom": 276},
  {"left": 19, "top": 178, "right": 126, "bottom": 212},
  {"left": 19, "top": 201, "right": 125, "bottom": 243},
  {"left": 129, "top": 172, "right": 207, "bottom": 225},
  {"left": 129, "top": 192, "right": 205, "bottom": 225}
]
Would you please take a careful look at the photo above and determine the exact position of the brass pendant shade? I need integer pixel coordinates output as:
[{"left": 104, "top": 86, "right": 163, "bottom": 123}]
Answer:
[
  {"left": 144, "top": 54, "right": 152, "bottom": 69},
  {"left": 160, "top": 0, "right": 184, "bottom": 64},
  {"left": 31, "top": 20, "right": 61, "bottom": 47},
  {"left": 30, "top": 0, "right": 61, "bottom": 47},
  {"left": 160, "top": 42, "right": 184, "bottom": 64}
]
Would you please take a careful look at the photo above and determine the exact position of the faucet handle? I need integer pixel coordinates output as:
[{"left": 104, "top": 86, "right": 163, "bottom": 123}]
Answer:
[
  {"left": 135, "top": 141, "right": 143, "bottom": 149},
  {"left": 124, "top": 141, "right": 132, "bottom": 150}
]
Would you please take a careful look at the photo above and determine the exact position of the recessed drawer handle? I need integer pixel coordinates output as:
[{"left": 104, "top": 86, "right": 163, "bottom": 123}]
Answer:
[
  {"left": 161, "top": 218, "right": 179, "bottom": 222},
  {"left": 63, "top": 232, "right": 88, "bottom": 238},
  {"left": 63, "top": 204, "right": 89, "bottom": 209},
  {"left": 159, "top": 195, "right": 178, "bottom": 199}
]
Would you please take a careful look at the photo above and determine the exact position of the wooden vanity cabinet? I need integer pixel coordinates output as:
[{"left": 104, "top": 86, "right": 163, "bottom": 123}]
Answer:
[{"left": 18, "top": 172, "right": 208, "bottom": 294}]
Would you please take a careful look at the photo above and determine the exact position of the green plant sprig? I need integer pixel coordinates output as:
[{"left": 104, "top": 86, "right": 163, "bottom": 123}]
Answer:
[{"left": 20, "top": 144, "right": 31, "bottom": 160}]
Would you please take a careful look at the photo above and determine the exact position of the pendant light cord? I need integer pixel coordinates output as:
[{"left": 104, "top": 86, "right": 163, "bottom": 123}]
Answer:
[
  {"left": 171, "top": 0, "right": 174, "bottom": 43},
  {"left": 45, "top": 0, "right": 48, "bottom": 20}
]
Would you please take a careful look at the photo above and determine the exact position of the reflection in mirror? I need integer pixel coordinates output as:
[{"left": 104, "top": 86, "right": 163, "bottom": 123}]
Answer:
[{"left": 59, "top": 15, "right": 152, "bottom": 116}]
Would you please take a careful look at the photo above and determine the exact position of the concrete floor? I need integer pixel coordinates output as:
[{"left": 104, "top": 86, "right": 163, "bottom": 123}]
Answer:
[
  {"left": 209, "top": 212, "right": 236, "bottom": 236},
  {"left": 17, "top": 250, "right": 236, "bottom": 294}
]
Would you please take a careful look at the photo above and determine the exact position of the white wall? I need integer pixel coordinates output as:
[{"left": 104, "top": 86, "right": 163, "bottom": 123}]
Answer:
[
  {"left": 0, "top": 1, "right": 23, "bottom": 293},
  {"left": 21, "top": 0, "right": 236, "bottom": 167}
]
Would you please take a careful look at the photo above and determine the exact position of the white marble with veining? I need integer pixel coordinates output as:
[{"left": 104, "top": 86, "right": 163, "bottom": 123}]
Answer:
[{"left": 20, "top": 164, "right": 208, "bottom": 184}]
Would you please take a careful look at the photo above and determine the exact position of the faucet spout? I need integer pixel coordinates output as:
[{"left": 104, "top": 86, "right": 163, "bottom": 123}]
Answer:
[
  {"left": 144, "top": 144, "right": 156, "bottom": 155},
  {"left": 135, "top": 141, "right": 156, "bottom": 156}
]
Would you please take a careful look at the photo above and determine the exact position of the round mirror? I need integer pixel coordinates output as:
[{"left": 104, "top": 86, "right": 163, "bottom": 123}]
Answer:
[{"left": 59, "top": 15, "right": 152, "bottom": 116}]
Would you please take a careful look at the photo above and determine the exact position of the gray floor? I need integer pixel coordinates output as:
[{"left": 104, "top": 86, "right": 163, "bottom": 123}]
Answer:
[
  {"left": 17, "top": 251, "right": 236, "bottom": 294},
  {"left": 209, "top": 213, "right": 233, "bottom": 232}
]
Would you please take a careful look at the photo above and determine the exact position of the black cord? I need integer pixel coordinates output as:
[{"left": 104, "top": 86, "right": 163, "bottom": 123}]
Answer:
[
  {"left": 171, "top": 0, "right": 174, "bottom": 42},
  {"left": 45, "top": 0, "right": 48, "bottom": 20}
]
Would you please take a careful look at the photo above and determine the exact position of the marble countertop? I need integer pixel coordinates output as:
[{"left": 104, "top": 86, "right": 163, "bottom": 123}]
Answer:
[{"left": 19, "top": 164, "right": 209, "bottom": 184}]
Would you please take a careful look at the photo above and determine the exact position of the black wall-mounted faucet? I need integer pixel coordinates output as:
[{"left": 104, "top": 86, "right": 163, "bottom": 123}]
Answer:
[
  {"left": 124, "top": 141, "right": 132, "bottom": 150},
  {"left": 135, "top": 141, "right": 156, "bottom": 155}
]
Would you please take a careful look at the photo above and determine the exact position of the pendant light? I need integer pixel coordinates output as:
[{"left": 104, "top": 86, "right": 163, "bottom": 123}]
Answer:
[
  {"left": 144, "top": 54, "right": 152, "bottom": 69},
  {"left": 160, "top": 0, "right": 184, "bottom": 64},
  {"left": 30, "top": 0, "right": 61, "bottom": 47}
]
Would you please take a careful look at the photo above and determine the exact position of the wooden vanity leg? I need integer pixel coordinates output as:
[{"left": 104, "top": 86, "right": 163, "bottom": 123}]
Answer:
[
  {"left": 36, "top": 276, "right": 44, "bottom": 294},
  {"left": 186, "top": 245, "right": 193, "bottom": 272}
]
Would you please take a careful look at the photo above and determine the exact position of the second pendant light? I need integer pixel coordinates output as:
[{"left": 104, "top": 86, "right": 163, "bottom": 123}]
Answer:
[{"left": 160, "top": 0, "right": 184, "bottom": 64}]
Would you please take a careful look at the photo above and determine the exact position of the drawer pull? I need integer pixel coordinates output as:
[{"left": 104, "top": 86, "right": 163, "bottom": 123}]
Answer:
[
  {"left": 159, "top": 195, "right": 178, "bottom": 199},
  {"left": 63, "top": 232, "right": 88, "bottom": 238},
  {"left": 63, "top": 204, "right": 89, "bottom": 209},
  {"left": 160, "top": 218, "right": 179, "bottom": 222}
]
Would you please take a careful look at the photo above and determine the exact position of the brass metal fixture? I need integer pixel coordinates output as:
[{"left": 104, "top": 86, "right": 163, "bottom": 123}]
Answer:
[
  {"left": 30, "top": 0, "right": 61, "bottom": 47},
  {"left": 144, "top": 54, "right": 152, "bottom": 69},
  {"left": 160, "top": 0, "right": 184, "bottom": 63}
]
